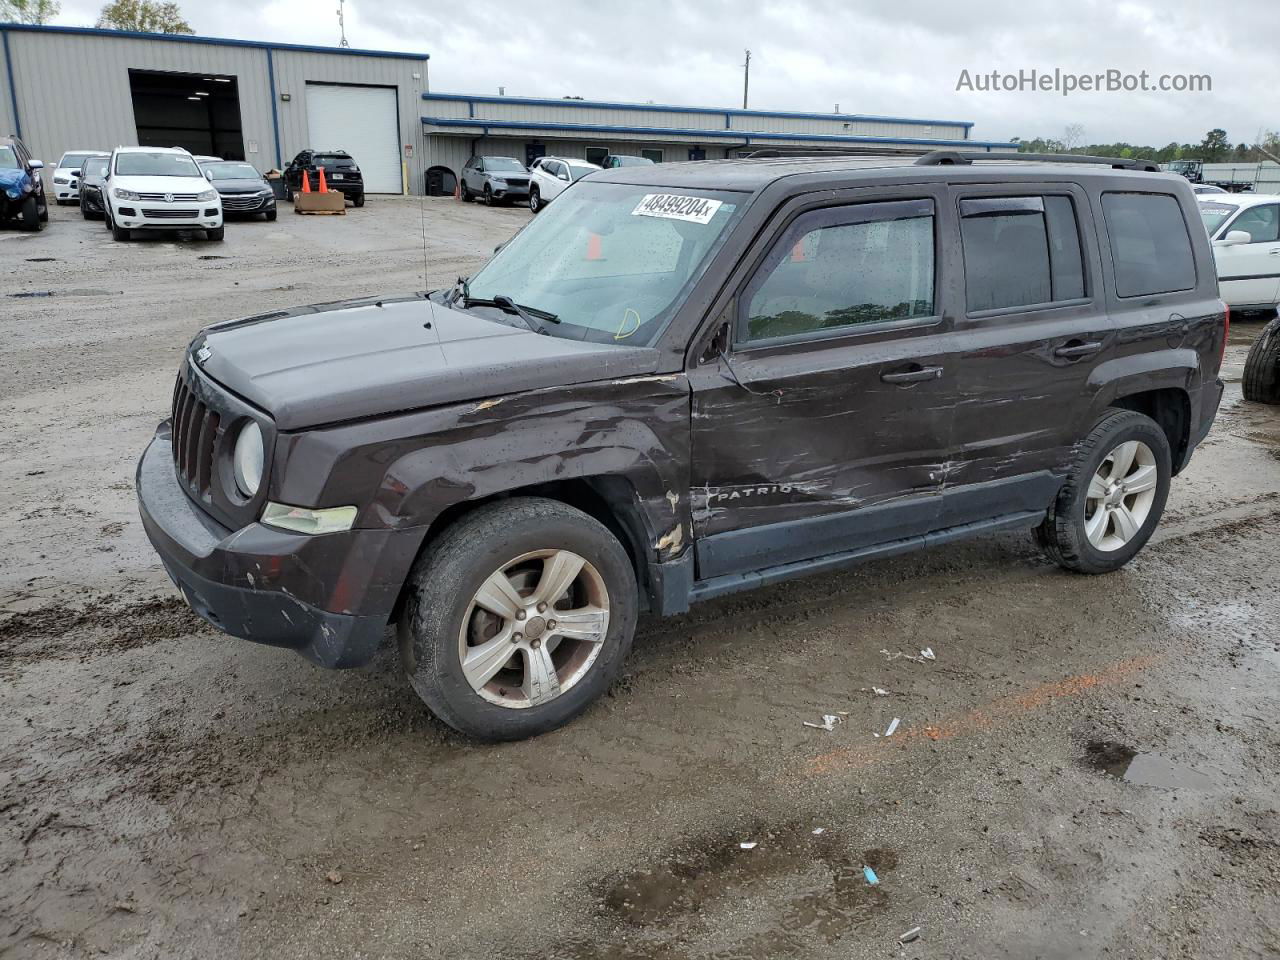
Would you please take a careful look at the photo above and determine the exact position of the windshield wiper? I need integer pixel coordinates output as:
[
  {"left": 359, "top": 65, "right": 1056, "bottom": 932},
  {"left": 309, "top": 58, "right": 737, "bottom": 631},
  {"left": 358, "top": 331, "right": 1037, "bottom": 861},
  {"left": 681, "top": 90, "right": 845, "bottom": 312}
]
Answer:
[{"left": 459, "top": 294, "right": 559, "bottom": 335}]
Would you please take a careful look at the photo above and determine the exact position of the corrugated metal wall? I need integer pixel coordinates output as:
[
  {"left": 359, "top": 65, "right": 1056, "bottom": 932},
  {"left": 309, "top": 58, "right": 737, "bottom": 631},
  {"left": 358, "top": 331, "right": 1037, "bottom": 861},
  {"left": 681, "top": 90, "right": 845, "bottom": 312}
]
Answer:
[{"left": 0, "top": 27, "right": 429, "bottom": 193}]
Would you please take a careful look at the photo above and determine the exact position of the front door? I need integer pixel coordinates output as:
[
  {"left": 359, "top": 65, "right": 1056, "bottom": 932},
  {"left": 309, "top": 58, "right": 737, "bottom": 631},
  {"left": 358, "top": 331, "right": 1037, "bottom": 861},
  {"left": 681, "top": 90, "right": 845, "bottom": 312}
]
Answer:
[
  {"left": 689, "top": 190, "right": 955, "bottom": 581},
  {"left": 1214, "top": 202, "right": 1280, "bottom": 307}
]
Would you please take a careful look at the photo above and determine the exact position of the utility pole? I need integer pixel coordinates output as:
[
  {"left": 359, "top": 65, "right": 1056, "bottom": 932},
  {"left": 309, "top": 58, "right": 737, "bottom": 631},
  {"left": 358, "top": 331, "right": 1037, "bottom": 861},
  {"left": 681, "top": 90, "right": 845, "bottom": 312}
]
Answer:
[
  {"left": 336, "top": 0, "right": 349, "bottom": 47},
  {"left": 742, "top": 49, "right": 751, "bottom": 109}
]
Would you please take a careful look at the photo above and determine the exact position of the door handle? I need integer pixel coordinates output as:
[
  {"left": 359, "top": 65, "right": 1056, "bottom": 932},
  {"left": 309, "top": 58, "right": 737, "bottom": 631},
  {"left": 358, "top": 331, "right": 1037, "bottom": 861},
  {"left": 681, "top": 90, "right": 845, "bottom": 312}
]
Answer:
[
  {"left": 1054, "top": 340, "right": 1103, "bottom": 360},
  {"left": 1269, "top": 248, "right": 1280, "bottom": 256},
  {"left": 880, "top": 365, "right": 943, "bottom": 384}
]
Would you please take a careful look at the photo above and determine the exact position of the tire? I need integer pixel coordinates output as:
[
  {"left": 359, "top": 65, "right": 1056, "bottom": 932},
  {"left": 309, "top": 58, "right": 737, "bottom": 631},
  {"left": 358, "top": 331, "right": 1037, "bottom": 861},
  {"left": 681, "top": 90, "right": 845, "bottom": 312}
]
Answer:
[
  {"left": 111, "top": 220, "right": 130, "bottom": 241},
  {"left": 483, "top": 184, "right": 493, "bottom": 206},
  {"left": 460, "top": 182, "right": 473, "bottom": 203},
  {"left": 399, "top": 498, "right": 638, "bottom": 741},
  {"left": 264, "top": 209, "right": 277, "bottom": 221},
  {"left": 284, "top": 183, "right": 294, "bottom": 202},
  {"left": 353, "top": 193, "right": 365, "bottom": 208},
  {"left": 528, "top": 187, "right": 541, "bottom": 213},
  {"left": 19, "top": 195, "right": 43, "bottom": 231},
  {"left": 37, "top": 198, "right": 48, "bottom": 222},
  {"left": 206, "top": 226, "right": 224, "bottom": 241},
  {"left": 81, "top": 203, "right": 91, "bottom": 220},
  {"left": 55, "top": 198, "right": 66, "bottom": 206},
  {"left": 1242, "top": 317, "right": 1280, "bottom": 404},
  {"left": 1036, "top": 409, "right": 1171, "bottom": 574}
]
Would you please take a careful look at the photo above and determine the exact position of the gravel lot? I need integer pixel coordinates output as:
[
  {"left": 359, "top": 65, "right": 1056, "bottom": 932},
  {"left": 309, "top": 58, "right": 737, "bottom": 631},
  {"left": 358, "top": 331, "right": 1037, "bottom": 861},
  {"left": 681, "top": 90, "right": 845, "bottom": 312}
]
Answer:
[{"left": 2, "top": 199, "right": 1279, "bottom": 960}]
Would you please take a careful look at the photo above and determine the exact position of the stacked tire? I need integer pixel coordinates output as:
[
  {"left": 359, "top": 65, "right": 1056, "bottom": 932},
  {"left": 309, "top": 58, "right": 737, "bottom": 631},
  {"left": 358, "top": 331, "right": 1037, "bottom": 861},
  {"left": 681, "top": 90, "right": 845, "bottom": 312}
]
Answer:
[{"left": 1243, "top": 317, "right": 1280, "bottom": 404}]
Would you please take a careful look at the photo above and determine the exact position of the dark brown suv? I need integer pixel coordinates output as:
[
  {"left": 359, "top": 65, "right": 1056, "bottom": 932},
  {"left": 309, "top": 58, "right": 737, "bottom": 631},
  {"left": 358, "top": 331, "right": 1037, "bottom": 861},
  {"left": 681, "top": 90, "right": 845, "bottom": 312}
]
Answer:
[{"left": 137, "top": 152, "right": 1226, "bottom": 740}]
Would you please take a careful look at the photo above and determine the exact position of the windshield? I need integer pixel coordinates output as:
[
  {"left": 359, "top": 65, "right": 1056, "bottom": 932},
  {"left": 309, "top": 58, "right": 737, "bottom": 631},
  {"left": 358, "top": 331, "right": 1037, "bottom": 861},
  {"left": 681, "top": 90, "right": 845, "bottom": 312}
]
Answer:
[
  {"left": 483, "top": 157, "right": 526, "bottom": 172},
  {"left": 1199, "top": 202, "right": 1238, "bottom": 235},
  {"left": 0, "top": 146, "right": 18, "bottom": 168},
  {"left": 59, "top": 152, "right": 100, "bottom": 169},
  {"left": 567, "top": 163, "right": 597, "bottom": 182},
  {"left": 1169, "top": 161, "right": 1198, "bottom": 174},
  {"left": 115, "top": 152, "right": 202, "bottom": 177},
  {"left": 203, "top": 162, "right": 261, "bottom": 180},
  {"left": 466, "top": 182, "right": 745, "bottom": 345},
  {"left": 82, "top": 157, "right": 109, "bottom": 178}
]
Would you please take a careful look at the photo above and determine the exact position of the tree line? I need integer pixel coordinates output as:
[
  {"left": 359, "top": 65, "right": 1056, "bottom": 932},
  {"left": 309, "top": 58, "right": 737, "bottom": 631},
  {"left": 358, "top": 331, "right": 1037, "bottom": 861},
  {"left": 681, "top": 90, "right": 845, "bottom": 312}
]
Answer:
[
  {"left": 1015, "top": 127, "right": 1280, "bottom": 165},
  {"left": 1, "top": 0, "right": 193, "bottom": 33}
]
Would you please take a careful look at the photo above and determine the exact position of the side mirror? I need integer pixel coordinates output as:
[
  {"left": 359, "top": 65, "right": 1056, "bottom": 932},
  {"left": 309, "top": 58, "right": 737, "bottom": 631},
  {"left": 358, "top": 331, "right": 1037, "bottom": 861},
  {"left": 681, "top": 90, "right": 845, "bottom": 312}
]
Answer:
[
  {"left": 71, "top": 168, "right": 82, "bottom": 177},
  {"left": 1216, "top": 230, "right": 1252, "bottom": 247},
  {"left": 29, "top": 159, "right": 44, "bottom": 170},
  {"left": 205, "top": 170, "right": 214, "bottom": 180}
]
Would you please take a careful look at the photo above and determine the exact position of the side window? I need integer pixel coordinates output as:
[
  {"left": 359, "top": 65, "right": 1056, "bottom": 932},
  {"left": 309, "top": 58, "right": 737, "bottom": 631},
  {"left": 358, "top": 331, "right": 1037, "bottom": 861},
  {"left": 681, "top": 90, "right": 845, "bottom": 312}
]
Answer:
[
  {"left": 959, "top": 195, "right": 1085, "bottom": 312},
  {"left": 741, "top": 199, "right": 935, "bottom": 344},
  {"left": 1101, "top": 192, "right": 1196, "bottom": 298},
  {"left": 1226, "top": 204, "right": 1280, "bottom": 243}
]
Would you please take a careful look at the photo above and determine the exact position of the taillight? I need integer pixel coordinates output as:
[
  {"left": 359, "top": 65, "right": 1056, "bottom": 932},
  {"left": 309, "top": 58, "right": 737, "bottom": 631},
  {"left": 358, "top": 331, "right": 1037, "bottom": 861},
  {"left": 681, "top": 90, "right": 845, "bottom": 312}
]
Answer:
[{"left": 1220, "top": 301, "right": 1230, "bottom": 369}]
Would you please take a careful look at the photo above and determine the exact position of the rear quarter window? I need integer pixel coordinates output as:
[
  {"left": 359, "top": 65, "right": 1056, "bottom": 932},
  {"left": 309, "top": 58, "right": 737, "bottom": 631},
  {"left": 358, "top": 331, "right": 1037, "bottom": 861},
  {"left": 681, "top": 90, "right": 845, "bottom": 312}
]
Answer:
[{"left": 1101, "top": 192, "right": 1197, "bottom": 298}]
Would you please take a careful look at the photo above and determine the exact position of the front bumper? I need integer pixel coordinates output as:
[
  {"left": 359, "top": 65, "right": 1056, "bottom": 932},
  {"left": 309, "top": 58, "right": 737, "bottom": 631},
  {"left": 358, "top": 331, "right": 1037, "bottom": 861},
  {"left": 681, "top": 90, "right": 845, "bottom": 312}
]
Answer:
[
  {"left": 489, "top": 183, "right": 530, "bottom": 199},
  {"left": 114, "top": 205, "right": 223, "bottom": 230},
  {"left": 136, "top": 428, "right": 424, "bottom": 668}
]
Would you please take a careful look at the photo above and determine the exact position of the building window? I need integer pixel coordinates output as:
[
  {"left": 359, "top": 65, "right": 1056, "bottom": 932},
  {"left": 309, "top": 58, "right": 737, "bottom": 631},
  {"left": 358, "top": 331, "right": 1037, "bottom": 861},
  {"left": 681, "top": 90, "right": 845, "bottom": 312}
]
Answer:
[
  {"left": 641, "top": 149, "right": 664, "bottom": 163},
  {"left": 585, "top": 147, "right": 609, "bottom": 166}
]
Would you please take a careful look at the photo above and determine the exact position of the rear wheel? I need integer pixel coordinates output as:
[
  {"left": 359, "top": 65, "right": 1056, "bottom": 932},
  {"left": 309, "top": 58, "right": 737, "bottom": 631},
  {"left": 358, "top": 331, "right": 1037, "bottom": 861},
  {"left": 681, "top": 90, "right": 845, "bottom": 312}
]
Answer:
[
  {"left": 1036, "top": 409, "right": 1171, "bottom": 574},
  {"left": 1242, "top": 317, "right": 1280, "bottom": 404},
  {"left": 399, "top": 498, "right": 638, "bottom": 741}
]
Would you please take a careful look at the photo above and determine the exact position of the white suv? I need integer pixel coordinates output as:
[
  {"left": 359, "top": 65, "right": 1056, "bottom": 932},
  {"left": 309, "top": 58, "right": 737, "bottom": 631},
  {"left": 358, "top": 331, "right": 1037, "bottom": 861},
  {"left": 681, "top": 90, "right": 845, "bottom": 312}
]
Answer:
[
  {"left": 1199, "top": 193, "right": 1280, "bottom": 314},
  {"left": 527, "top": 156, "right": 601, "bottom": 213},
  {"left": 51, "top": 149, "right": 107, "bottom": 204},
  {"left": 104, "top": 146, "right": 224, "bottom": 242}
]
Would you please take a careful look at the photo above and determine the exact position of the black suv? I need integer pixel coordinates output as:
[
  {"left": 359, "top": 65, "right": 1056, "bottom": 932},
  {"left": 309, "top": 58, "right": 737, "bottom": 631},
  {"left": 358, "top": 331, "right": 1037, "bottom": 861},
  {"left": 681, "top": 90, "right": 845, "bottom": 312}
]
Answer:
[
  {"left": 0, "top": 135, "right": 49, "bottom": 231},
  {"left": 283, "top": 149, "right": 364, "bottom": 206},
  {"left": 137, "top": 152, "right": 1226, "bottom": 741}
]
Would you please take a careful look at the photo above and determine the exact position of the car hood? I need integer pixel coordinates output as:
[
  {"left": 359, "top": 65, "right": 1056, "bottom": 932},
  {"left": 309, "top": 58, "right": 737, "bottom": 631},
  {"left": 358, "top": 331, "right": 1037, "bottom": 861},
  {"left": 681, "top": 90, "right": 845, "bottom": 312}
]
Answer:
[
  {"left": 195, "top": 295, "right": 661, "bottom": 430},
  {"left": 212, "top": 178, "right": 270, "bottom": 193},
  {"left": 111, "top": 175, "right": 210, "bottom": 193}
]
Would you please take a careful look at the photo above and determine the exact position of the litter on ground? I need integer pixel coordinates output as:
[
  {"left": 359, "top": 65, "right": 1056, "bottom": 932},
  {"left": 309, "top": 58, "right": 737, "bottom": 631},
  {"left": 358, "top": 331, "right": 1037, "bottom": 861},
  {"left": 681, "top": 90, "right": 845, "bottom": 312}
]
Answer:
[
  {"left": 803, "top": 714, "right": 842, "bottom": 732},
  {"left": 900, "top": 926, "right": 922, "bottom": 943},
  {"left": 885, "top": 717, "right": 901, "bottom": 737},
  {"left": 739, "top": 842, "right": 758, "bottom": 850},
  {"left": 811, "top": 827, "right": 825, "bottom": 835},
  {"left": 863, "top": 865, "right": 879, "bottom": 885},
  {"left": 921, "top": 647, "right": 936, "bottom": 661}
]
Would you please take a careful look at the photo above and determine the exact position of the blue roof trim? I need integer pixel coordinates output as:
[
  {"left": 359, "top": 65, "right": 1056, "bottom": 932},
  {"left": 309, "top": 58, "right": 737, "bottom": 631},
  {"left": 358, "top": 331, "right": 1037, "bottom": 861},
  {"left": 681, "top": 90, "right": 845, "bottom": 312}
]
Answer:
[
  {"left": 0, "top": 22, "right": 428, "bottom": 59},
  {"left": 2, "top": 29, "right": 20, "bottom": 139},
  {"left": 421, "top": 116, "right": 1016, "bottom": 150},
  {"left": 423, "top": 92, "right": 973, "bottom": 129}
]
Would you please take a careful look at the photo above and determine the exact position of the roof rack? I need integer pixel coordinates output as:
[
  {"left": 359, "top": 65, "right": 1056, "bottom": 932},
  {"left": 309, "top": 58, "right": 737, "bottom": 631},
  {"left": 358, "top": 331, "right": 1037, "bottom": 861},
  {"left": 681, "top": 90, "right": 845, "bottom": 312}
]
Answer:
[{"left": 915, "top": 150, "right": 1160, "bottom": 173}]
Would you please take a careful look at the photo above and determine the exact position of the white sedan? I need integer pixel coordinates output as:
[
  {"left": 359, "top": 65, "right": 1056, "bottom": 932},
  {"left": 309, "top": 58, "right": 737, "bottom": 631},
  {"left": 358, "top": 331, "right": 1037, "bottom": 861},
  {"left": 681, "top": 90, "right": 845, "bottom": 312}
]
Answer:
[
  {"left": 527, "top": 157, "right": 601, "bottom": 213},
  {"left": 1199, "top": 194, "right": 1280, "bottom": 313},
  {"left": 51, "top": 149, "right": 107, "bottom": 204}
]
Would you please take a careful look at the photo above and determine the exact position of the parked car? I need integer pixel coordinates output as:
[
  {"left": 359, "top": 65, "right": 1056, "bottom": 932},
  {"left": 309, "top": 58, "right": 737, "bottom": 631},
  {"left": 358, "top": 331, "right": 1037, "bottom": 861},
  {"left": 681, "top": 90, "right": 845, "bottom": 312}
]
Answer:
[
  {"left": 605, "top": 155, "right": 656, "bottom": 168},
  {"left": 528, "top": 156, "right": 601, "bottom": 213},
  {"left": 136, "top": 152, "right": 1225, "bottom": 741},
  {"left": 103, "top": 146, "right": 223, "bottom": 242},
  {"left": 78, "top": 155, "right": 111, "bottom": 220},
  {"left": 1192, "top": 184, "right": 1229, "bottom": 195},
  {"left": 283, "top": 149, "right": 364, "bottom": 207},
  {"left": 1199, "top": 194, "right": 1280, "bottom": 316},
  {"left": 0, "top": 134, "right": 48, "bottom": 231},
  {"left": 192, "top": 155, "right": 223, "bottom": 164},
  {"left": 460, "top": 156, "right": 530, "bottom": 205},
  {"left": 51, "top": 150, "right": 107, "bottom": 204},
  {"left": 199, "top": 160, "right": 277, "bottom": 221}
]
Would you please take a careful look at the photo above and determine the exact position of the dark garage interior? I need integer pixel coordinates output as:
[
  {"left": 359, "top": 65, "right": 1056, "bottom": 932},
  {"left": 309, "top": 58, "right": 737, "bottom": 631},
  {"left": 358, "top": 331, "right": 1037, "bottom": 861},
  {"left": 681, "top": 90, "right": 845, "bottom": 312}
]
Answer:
[{"left": 128, "top": 69, "right": 245, "bottom": 160}]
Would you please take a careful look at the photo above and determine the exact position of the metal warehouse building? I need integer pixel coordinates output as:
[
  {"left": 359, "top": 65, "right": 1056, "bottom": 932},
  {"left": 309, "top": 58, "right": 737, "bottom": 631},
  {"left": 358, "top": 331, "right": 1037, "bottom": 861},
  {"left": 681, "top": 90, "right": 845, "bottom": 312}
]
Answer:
[
  {"left": 2, "top": 22, "right": 1014, "bottom": 198},
  {"left": 420, "top": 94, "right": 1016, "bottom": 194},
  {"left": 0, "top": 23, "right": 429, "bottom": 194}
]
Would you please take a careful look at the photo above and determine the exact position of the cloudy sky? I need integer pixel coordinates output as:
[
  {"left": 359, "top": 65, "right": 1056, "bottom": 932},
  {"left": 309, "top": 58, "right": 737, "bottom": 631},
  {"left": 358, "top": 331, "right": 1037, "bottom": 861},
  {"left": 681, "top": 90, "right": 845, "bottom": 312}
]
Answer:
[{"left": 51, "top": 0, "right": 1275, "bottom": 147}]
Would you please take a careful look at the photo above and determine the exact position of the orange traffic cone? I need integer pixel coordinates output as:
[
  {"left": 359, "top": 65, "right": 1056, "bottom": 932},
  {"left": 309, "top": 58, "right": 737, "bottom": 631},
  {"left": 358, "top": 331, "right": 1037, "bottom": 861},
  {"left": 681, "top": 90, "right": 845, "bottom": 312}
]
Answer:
[
  {"left": 300, "top": 169, "right": 311, "bottom": 193},
  {"left": 790, "top": 238, "right": 805, "bottom": 262},
  {"left": 317, "top": 166, "right": 328, "bottom": 193},
  {"left": 586, "top": 232, "right": 603, "bottom": 261}
]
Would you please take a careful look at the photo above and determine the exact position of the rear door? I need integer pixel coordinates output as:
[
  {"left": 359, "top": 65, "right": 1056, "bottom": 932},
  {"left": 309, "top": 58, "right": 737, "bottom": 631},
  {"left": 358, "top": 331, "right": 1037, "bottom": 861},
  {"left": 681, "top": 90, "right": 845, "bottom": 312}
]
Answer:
[
  {"left": 688, "top": 186, "right": 957, "bottom": 580},
  {"left": 1213, "top": 202, "right": 1280, "bottom": 307},
  {"left": 943, "top": 182, "right": 1110, "bottom": 527}
]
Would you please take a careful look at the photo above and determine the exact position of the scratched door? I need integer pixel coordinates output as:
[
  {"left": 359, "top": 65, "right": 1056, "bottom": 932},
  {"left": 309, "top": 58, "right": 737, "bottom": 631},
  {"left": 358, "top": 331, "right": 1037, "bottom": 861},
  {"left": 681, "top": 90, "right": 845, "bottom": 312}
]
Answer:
[{"left": 688, "top": 194, "right": 956, "bottom": 581}]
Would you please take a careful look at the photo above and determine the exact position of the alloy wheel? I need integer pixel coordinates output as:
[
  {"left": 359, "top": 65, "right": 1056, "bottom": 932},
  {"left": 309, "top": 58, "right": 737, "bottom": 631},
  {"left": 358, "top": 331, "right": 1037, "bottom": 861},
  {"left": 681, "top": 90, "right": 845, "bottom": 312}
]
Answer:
[
  {"left": 458, "top": 549, "right": 610, "bottom": 709},
  {"left": 1084, "top": 440, "right": 1158, "bottom": 551}
]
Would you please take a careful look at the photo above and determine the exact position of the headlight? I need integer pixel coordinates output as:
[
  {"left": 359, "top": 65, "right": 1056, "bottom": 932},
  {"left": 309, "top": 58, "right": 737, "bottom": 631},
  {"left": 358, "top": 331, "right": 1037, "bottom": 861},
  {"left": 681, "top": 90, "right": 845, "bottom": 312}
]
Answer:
[
  {"left": 261, "top": 503, "right": 357, "bottom": 535},
  {"left": 232, "top": 421, "right": 264, "bottom": 497},
  {"left": 113, "top": 187, "right": 140, "bottom": 201},
  {"left": 53, "top": 176, "right": 69, "bottom": 184},
  {"left": 197, "top": 189, "right": 217, "bottom": 201},
  {"left": 491, "top": 178, "right": 507, "bottom": 186}
]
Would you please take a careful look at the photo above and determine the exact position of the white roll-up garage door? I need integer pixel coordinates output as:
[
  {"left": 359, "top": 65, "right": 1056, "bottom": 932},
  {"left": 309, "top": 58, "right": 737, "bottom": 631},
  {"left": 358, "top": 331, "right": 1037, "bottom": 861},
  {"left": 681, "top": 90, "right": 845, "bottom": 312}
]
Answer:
[{"left": 305, "top": 84, "right": 401, "bottom": 193}]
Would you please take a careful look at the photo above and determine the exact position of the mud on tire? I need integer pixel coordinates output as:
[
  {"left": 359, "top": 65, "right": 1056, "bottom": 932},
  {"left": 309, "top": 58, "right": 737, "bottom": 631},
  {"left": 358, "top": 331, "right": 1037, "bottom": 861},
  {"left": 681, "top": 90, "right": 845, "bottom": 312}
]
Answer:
[
  {"left": 1036, "top": 409, "right": 1172, "bottom": 574},
  {"left": 398, "top": 497, "right": 638, "bottom": 741},
  {"left": 1242, "top": 317, "right": 1280, "bottom": 404}
]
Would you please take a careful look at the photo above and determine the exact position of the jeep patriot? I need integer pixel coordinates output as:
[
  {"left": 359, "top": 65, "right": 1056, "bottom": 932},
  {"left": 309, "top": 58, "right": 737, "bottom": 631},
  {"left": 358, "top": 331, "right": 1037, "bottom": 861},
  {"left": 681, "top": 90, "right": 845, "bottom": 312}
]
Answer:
[{"left": 137, "top": 152, "right": 1227, "bottom": 740}]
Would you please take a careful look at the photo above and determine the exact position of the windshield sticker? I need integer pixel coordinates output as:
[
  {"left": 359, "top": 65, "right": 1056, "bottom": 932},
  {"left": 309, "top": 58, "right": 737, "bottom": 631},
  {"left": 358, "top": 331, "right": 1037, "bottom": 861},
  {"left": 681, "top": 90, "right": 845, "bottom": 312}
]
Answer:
[{"left": 632, "top": 194, "right": 723, "bottom": 224}]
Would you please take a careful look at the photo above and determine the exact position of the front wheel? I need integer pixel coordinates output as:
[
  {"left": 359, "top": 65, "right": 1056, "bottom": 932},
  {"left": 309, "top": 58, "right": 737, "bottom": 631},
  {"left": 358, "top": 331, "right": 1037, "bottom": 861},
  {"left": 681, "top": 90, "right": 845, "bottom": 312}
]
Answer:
[
  {"left": 399, "top": 498, "right": 638, "bottom": 741},
  {"left": 1242, "top": 317, "right": 1280, "bottom": 404},
  {"left": 19, "top": 195, "right": 43, "bottom": 231},
  {"left": 111, "top": 219, "right": 130, "bottom": 241},
  {"left": 38, "top": 198, "right": 48, "bottom": 222},
  {"left": 483, "top": 184, "right": 494, "bottom": 205},
  {"left": 529, "top": 187, "right": 542, "bottom": 213},
  {"left": 1036, "top": 409, "right": 1171, "bottom": 574},
  {"left": 460, "top": 182, "right": 473, "bottom": 202},
  {"left": 206, "top": 226, "right": 224, "bottom": 241},
  {"left": 353, "top": 193, "right": 365, "bottom": 208},
  {"left": 264, "top": 209, "right": 277, "bottom": 221}
]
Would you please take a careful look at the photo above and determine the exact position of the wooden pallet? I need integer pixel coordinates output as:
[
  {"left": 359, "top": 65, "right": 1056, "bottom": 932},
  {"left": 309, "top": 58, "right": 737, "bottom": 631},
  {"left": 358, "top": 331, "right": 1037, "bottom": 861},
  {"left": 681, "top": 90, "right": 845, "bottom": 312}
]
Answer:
[{"left": 294, "top": 207, "right": 346, "bottom": 215}]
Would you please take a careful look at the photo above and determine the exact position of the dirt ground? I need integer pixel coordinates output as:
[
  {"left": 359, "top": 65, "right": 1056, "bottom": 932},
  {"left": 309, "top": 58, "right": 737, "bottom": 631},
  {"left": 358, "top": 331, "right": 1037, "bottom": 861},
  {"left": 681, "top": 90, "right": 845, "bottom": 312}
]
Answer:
[{"left": 2, "top": 199, "right": 1279, "bottom": 960}]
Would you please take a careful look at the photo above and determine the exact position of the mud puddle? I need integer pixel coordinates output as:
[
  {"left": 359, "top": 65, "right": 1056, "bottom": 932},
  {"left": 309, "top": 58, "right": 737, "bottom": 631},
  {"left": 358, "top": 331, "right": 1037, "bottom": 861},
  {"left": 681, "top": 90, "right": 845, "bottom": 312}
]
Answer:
[{"left": 1085, "top": 741, "right": 1214, "bottom": 790}]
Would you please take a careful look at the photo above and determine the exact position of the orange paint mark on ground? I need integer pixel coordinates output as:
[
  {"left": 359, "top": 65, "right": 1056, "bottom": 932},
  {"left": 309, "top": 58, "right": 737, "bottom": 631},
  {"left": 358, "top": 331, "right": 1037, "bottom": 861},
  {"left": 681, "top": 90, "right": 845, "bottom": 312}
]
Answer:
[{"left": 804, "top": 655, "right": 1161, "bottom": 777}]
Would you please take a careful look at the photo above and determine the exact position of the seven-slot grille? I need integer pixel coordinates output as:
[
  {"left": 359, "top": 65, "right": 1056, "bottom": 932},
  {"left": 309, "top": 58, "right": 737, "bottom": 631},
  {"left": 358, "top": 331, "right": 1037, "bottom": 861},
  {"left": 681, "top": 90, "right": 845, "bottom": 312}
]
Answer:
[
  {"left": 221, "top": 194, "right": 265, "bottom": 210},
  {"left": 138, "top": 192, "right": 199, "bottom": 201},
  {"left": 171, "top": 369, "right": 221, "bottom": 499},
  {"left": 142, "top": 208, "right": 199, "bottom": 218}
]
